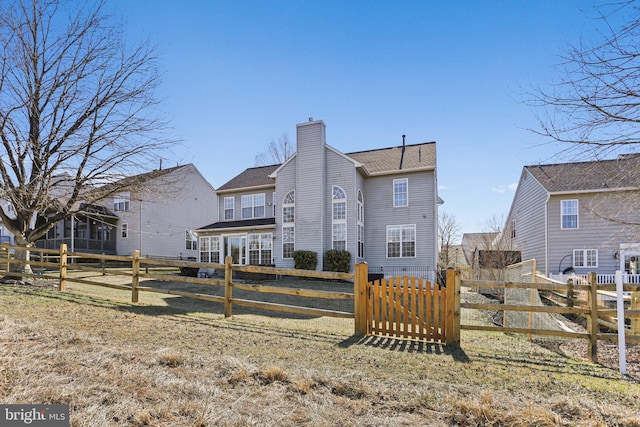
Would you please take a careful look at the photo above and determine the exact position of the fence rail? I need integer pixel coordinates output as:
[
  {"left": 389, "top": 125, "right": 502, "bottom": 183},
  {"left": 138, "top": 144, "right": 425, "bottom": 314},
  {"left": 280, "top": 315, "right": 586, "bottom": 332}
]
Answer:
[
  {"left": 453, "top": 269, "right": 640, "bottom": 362},
  {"left": 2, "top": 243, "right": 638, "bottom": 362},
  {"left": 0, "top": 243, "right": 362, "bottom": 330}
]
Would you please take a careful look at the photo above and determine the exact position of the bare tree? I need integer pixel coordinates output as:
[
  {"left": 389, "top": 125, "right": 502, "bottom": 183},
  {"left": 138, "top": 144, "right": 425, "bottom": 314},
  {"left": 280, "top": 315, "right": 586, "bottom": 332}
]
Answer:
[
  {"left": 529, "top": 1, "right": 640, "bottom": 235},
  {"left": 0, "top": 0, "right": 171, "bottom": 272},
  {"left": 255, "top": 132, "right": 294, "bottom": 166},
  {"left": 437, "top": 211, "right": 461, "bottom": 268},
  {"left": 474, "top": 215, "right": 521, "bottom": 281},
  {"left": 530, "top": 1, "right": 640, "bottom": 159}
]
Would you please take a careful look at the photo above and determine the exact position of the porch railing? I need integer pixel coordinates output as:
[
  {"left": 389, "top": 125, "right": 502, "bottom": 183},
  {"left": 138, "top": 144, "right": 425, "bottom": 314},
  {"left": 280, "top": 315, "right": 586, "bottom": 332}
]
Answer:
[{"left": 35, "top": 238, "right": 116, "bottom": 253}]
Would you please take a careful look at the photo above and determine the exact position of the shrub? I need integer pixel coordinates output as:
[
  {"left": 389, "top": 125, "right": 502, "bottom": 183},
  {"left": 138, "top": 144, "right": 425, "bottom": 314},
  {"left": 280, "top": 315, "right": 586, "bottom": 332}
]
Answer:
[
  {"left": 292, "top": 250, "right": 317, "bottom": 270},
  {"left": 324, "top": 250, "right": 351, "bottom": 273}
]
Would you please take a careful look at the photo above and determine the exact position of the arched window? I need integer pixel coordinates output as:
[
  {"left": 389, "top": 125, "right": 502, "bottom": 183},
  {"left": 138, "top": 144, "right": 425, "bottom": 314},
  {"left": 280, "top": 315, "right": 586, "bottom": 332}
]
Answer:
[
  {"left": 357, "top": 191, "right": 364, "bottom": 258},
  {"left": 332, "top": 186, "right": 346, "bottom": 251},
  {"left": 282, "top": 191, "right": 295, "bottom": 258}
]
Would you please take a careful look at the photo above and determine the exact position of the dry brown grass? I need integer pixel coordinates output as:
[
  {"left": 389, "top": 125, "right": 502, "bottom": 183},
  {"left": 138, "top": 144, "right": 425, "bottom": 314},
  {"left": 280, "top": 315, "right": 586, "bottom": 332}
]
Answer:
[{"left": 0, "top": 279, "right": 639, "bottom": 426}]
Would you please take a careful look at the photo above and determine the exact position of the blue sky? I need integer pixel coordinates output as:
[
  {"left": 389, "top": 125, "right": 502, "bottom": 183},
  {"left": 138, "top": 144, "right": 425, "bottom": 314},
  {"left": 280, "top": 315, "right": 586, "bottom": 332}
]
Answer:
[{"left": 106, "top": 0, "right": 610, "bottom": 238}]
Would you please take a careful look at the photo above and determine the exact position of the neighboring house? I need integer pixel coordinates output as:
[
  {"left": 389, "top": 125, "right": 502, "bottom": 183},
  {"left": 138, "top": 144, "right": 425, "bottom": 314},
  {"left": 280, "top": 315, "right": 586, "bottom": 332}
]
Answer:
[
  {"left": 36, "top": 164, "right": 217, "bottom": 259},
  {"left": 0, "top": 199, "right": 16, "bottom": 245},
  {"left": 504, "top": 154, "right": 640, "bottom": 279},
  {"left": 195, "top": 118, "right": 441, "bottom": 279},
  {"left": 460, "top": 232, "right": 520, "bottom": 280}
]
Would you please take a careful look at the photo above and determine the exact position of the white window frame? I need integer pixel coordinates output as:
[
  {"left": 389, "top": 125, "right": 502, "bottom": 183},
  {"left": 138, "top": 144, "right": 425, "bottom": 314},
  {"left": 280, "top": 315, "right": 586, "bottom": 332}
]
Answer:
[
  {"left": 332, "top": 186, "right": 347, "bottom": 250},
  {"left": 248, "top": 233, "right": 273, "bottom": 265},
  {"left": 282, "top": 191, "right": 295, "bottom": 259},
  {"left": 393, "top": 178, "right": 408, "bottom": 207},
  {"left": 272, "top": 192, "right": 276, "bottom": 217},
  {"left": 121, "top": 223, "right": 128, "bottom": 239},
  {"left": 561, "top": 199, "right": 578, "bottom": 229},
  {"left": 242, "top": 193, "right": 265, "bottom": 219},
  {"left": 224, "top": 197, "right": 234, "bottom": 221},
  {"left": 199, "top": 236, "right": 220, "bottom": 263},
  {"left": 113, "top": 192, "right": 130, "bottom": 212},
  {"left": 185, "top": 229, "right": 197, "bottom": 250},
  {"left": 573, "top": 249, "right": 598, "bottom": 268},
  {"left": 357, "top": 191, "right": 364, "bottom": 258},
  {"left": 386, "top": 224, "right": 416, "bottom": 258}
]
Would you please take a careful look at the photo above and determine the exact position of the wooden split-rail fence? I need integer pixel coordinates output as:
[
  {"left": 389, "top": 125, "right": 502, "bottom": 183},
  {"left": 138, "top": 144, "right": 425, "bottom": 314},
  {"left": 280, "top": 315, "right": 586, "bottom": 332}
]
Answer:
[{"left": 3, "top": 243, "right": 640, "bottom": 362}]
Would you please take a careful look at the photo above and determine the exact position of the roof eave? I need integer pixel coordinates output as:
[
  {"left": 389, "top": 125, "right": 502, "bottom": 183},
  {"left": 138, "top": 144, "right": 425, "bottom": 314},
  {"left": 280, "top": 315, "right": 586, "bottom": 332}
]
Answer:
[
  {"left": 217, "top": 183, "right": 276, "bottom": 194},
  {"left": 196, "top": 224, "right": 276, "bottom": 233},
  {"left": 366, "top": 165, "right": 436, "bottom": 177},
  {"left": 548, "top": 186, "right": 640, "bottom": 196}
]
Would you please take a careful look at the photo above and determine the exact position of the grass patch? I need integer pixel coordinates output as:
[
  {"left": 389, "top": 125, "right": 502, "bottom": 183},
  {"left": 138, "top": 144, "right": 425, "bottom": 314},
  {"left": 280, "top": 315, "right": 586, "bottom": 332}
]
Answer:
[{"left": 0, "top": 280, "right": 638, "bottom": 426}]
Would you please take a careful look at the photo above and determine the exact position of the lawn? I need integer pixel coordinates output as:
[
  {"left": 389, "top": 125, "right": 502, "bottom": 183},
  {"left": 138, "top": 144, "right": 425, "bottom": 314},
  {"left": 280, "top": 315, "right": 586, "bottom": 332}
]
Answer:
[{"left": 0, "top": 277, "right": 638, "bottom": 426}]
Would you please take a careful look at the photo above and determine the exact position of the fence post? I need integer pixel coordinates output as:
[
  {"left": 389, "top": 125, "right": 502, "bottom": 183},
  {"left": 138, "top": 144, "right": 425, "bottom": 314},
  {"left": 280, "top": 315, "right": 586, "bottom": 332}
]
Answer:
[
  {"left": 587, "top": 271, "right": 599, "bottom": 363},
  {"left": 445, "top": 268, "right": 460, "bottom": 346},
  {"left": 59, "top": 244, "right": 67, "bottom": 292},
  {"left": 632, "top": 291, "right": 640, "bottom": 336},
  {"left": 453, "top": 269, "right": 462, "bottom": 345},
  {"left": 131, "top": 250, "right": 140, "bottom": 303},
  {"left": 224, "top": 256, "right": 233, "bottom": 318},
  {"left": 354, "top": 263, "right": 368, "bottom": 336},
  {"left": 101, "top": 253, "right": 106, "bottom": 275},
  {"left": 566, "top": 278, "right": 574, "bottom": 307}
]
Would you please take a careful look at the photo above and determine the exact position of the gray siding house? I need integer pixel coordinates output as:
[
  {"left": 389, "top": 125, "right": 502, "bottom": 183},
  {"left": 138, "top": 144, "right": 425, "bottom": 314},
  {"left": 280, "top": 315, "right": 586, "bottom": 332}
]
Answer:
[
  {"left": 504, "top": 154, "right": 640, "bottom": 279},
  {"left": 196, "top": 119, "right": 440, "bottom": 279}
]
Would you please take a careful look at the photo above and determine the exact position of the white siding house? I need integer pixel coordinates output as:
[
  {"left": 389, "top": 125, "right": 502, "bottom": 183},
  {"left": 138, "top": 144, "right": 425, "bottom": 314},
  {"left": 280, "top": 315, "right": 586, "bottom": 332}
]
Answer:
[
  {"left": 196, "top": 119, "right": 441, "bottom": 279},
  {"left": 36, "top": 164, "right": 217, "bottom": 259}
]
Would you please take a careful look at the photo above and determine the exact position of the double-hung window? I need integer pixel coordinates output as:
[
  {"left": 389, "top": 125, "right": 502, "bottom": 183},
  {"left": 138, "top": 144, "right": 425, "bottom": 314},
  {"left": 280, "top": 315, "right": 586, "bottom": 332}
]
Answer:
[
  {"left": 248, "top": 233, "right": 273, "bottom": 265},
  {"left": 113, "top": 192, "right": 130, "bottom": 212},
  {"left": 199, "top": 236, "right": 220, "bottom": 263},
  {"left": 224, "top": 197, "right": 234, "bottom": 220},
  {"left": 332, "top": 186, "right": 347, "bottom": 251},
  {"left": 561, "top": 200, "right": 578, "bottom": 229},
  {"left": 393, "top": 179, "right": 408, "bottom": 207},
  {"left": 282, "top": 191, "right": 295, "bottom": 258},
  {"left": 573, "top": 249, "right": 597, "bottom": 268},
  {"left": 357, "top": 191, "right": 364, "bottom": 258},
  {"left": 387, "top": 224, "right": 416, "bottom": 258},
  {"left": 185, "top": 229, "right": 197, "bottom": 250},
  {"left": 242, "top": 194, "right": 265, "bottom": 219}
]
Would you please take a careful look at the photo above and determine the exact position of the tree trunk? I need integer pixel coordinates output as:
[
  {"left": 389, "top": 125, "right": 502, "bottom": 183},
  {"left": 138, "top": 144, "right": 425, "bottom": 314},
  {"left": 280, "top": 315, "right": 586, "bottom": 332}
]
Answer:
[{"left": 10, "top": 237, "right": 33, "bottom": 275}]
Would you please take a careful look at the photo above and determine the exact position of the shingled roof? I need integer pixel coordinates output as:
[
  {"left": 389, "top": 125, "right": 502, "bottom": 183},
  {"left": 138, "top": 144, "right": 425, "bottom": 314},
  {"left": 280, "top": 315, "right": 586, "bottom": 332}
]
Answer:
[
  {"left": 348, "top": 142, "right": 436, "bottom": 175},
  {"left": 217, "top": 164, "right": 279, "bottom": 191},
  {"left": 525, "top": 154, "right": 640, "bottom": 193},
  {"left": 218, "top": 142, "right": 436, "bottom": 191}
]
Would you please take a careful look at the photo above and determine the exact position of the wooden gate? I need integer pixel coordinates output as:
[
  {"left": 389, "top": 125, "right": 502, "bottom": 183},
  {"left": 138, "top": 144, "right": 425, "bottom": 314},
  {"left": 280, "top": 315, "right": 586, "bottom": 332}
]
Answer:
[{"left": 365, "top": 276, "right": 450, "bottom": 343}]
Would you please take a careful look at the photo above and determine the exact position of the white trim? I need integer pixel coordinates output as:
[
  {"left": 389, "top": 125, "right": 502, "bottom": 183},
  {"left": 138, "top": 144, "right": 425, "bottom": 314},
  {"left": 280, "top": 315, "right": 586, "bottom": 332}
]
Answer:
[
  {"left": 223, "top": 196, "right": 234, "bottom": 221},
  {"left": 573, "top": 248, "right": 598, "bottom": 268},
  {"left": 560, "top": 199, "right": 578, "bottom": 230},
  {"left": 393, "top": 178, "right": 409, "bottom": 208},
  {"left": 241, "top": 193, "right": 266, "bottom": 219},
  {"left": 282, "top": 190, "right": 295, "bottom": 259},
  {"left": 332, "top": 186, "right": 347, "bottom": 250},
  {"left": 386, "top": 224, "right": 417, "bottom": 258}
]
